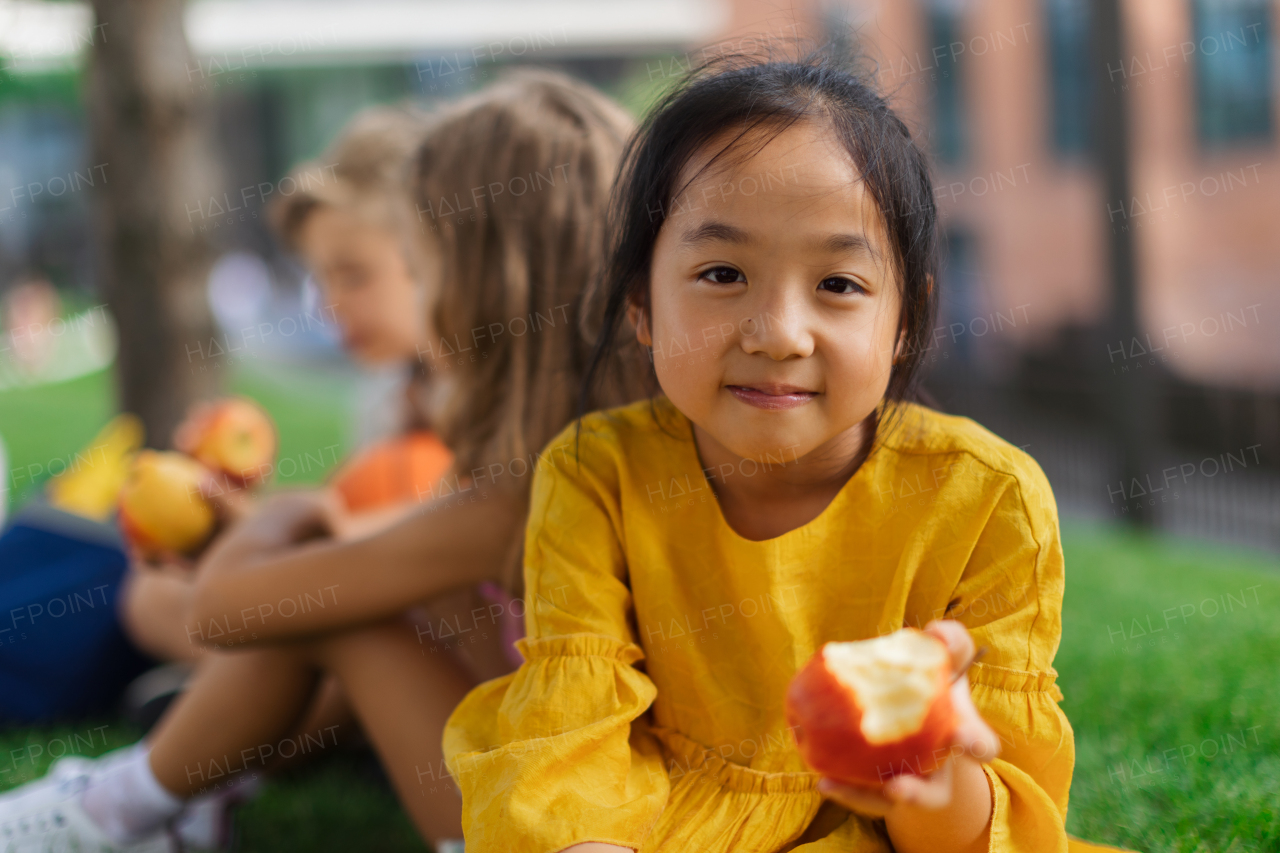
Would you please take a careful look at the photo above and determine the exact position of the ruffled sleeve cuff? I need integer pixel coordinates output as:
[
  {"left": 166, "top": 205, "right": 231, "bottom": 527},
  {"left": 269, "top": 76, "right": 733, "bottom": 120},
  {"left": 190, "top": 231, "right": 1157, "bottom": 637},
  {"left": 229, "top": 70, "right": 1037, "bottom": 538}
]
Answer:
[
  {"left": 514, "top": 633, "right": 646, "bottom": 664},
  {"left": 444, "top": 633, "right": 668, "bottom": 853},
  {"left": 969, "top": 660, "right": 1065, "bottom": 702},
  {"left": 968, "top": 662, "right": 1074, "bottom": 852}
]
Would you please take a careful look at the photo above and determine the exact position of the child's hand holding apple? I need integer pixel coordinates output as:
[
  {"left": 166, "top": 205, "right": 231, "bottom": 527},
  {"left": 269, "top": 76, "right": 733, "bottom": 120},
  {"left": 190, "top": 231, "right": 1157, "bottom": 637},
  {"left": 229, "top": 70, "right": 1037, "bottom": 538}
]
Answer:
[
  {"left": 118, "top": 397, "right": 278, "bottom": 560},
  {"left": 787, "top": 620, "right": 1001, "bottom": 817}
]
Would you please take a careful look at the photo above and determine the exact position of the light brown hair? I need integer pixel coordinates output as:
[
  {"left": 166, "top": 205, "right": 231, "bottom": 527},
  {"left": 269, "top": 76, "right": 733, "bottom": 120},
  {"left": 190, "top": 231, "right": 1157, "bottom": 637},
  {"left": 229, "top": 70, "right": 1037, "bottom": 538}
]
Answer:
[
  {"left": 412, "top": 69, "right": 646, "bottom": 489},
  {"left": 270, "top": 105, "right": 431, "bottom": 249}
]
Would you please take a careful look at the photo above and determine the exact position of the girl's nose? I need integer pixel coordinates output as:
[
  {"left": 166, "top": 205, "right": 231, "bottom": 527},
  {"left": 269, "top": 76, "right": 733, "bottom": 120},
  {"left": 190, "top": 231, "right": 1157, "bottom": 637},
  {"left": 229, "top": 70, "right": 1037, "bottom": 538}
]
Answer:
[{"left": 740, "top": 283, "right": 814, "bottom": 361}]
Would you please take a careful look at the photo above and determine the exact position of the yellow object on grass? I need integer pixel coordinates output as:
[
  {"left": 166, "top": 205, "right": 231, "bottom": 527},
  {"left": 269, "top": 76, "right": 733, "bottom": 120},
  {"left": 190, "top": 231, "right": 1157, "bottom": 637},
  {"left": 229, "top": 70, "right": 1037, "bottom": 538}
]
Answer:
[
  {"left": 445, "top": 396, "right": 1114, "bottom": 852},
  {"left": 46, "top": 413, "right": 144, "bottom": 521}
]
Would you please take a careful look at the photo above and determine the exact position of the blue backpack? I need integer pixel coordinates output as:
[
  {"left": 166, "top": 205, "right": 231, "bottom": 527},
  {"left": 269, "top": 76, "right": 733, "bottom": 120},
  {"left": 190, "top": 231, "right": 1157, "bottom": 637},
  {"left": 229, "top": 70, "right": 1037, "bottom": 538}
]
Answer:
[{"left": 0, "top": 501, "right": 154, "bottom": 722}]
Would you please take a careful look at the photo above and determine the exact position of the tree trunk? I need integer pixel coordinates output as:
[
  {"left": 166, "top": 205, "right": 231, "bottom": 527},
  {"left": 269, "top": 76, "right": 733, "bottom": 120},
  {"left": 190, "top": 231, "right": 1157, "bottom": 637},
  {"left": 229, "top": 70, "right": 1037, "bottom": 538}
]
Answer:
[
  {"left": 89, "top": 0, "right": 220, "bottom": 448},
  {"left": 1092, "top": 0, "right": 1157, "bottom": 527}
]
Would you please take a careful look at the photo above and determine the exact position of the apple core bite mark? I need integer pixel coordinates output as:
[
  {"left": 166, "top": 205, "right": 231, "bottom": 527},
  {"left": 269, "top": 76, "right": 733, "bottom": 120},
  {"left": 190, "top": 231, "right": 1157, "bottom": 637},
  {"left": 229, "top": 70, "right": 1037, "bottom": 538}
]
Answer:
[{"left": 823, "top": 632, "right": 950, "bottom": 744}]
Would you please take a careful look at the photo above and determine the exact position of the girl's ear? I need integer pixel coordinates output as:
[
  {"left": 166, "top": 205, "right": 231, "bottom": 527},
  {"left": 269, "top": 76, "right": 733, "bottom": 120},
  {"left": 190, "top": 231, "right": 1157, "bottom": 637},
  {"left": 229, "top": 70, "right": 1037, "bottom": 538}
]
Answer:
[
  {"left": 892, "top": 304, "right": 909, "bottom": 365},
  {"left": 626, "top": 298, "right": 653, "bottom": 347}
]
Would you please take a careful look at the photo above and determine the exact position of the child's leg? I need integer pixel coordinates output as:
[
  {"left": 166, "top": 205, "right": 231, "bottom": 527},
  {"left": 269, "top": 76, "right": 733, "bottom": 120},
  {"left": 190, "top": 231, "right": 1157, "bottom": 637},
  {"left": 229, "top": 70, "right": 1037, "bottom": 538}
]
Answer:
[
  {"left": 309, "top": 617, "right": 472, "bottom": 841},
  {"left": 287, "top": 674, "right": 358, "bottom": 756},
  {"left": 147, "top": 643, "right": 323, "bottom": 796},
  {"left": 418, "top": 585, "right": 520, "bottom": 684},
  {"left": 121, "top": 563, "right": 359, "bottom": 769},
  {"left": 142, "top": 618, "right": 472, "bottom": 842},
  {"left": 51, "top": 645, "right": 325, "bottom": 846}
]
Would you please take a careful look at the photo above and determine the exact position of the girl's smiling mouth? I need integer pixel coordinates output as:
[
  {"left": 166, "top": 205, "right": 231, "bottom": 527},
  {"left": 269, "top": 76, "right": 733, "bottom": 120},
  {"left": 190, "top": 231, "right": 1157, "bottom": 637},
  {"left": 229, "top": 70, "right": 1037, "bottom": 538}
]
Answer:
[{"left": 726, "top": 384, "right": 819, "bottom": 410}]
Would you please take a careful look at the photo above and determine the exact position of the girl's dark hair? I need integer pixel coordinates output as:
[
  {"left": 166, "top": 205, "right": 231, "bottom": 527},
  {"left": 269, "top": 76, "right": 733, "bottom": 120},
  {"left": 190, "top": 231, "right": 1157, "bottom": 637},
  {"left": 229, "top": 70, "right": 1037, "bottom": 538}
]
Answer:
[{"left": 581, "top": 48, "right": 939, "bottom": 431}]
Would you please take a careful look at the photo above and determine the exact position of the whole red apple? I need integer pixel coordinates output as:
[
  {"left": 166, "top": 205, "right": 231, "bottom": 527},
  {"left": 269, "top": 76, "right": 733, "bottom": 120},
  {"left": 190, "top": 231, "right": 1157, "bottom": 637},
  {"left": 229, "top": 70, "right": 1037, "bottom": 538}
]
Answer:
[
  {"left": 786, "top": 628, "right": 957, "bottom": 787},
  {"left": 178, "top": 397, "right": 277, "bottom": 486},
  {"left": 118, "top": 451, "right": 216, "bottom": 557}
]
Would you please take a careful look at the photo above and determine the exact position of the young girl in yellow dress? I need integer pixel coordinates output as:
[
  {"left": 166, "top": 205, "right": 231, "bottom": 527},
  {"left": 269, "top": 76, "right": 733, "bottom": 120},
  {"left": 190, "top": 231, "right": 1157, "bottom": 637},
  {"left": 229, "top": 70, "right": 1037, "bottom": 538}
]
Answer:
[{"left": 443, "top": 54, "right": 1086, "bottom": 853}]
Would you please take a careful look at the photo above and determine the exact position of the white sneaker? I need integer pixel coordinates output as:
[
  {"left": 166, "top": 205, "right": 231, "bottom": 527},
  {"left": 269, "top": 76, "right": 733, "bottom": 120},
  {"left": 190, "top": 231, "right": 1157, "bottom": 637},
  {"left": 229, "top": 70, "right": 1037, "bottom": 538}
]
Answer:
[
  {"left": 173, "top": 790, "right": 238, "bottom": 852},
  {"left": 47, "top": 743, "right": 140, "bottom": 784},
  {"left": 0, "top": 762, "right": 175, "bottom": 853},
  {"left": 48, "top": 753, "right": 108, "bottom": 782}
]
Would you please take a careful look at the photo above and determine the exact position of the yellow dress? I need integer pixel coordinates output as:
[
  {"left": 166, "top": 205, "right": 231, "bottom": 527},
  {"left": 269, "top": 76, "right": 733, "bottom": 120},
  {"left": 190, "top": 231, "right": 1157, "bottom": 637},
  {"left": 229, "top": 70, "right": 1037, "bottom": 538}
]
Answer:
[{"left": 445, "top": 397, "right": 1078, "bottom": 852}]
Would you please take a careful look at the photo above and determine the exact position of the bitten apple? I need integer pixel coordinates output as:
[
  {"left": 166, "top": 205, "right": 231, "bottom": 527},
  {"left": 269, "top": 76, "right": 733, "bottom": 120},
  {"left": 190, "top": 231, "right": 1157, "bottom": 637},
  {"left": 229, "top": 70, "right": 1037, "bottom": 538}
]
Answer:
[
  {"left": 179, "top": 397, "right": 277, "bottom": 486},
  {"left": 786, "top": 628, "right": 957, "bottom": 787},
  {"left": 118, "top": 451, "right": 216, "bottom": 557}
]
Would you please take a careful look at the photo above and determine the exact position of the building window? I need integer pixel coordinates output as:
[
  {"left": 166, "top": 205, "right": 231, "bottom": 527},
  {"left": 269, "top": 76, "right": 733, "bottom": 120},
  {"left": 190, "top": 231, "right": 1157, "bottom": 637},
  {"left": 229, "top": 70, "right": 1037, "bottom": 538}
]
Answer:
[
  {"left": 1193, "top": 0, "right": 1273, "bottom": 146},
  {"left": 928, "top": 2, "right": 968, "bottom": 166},
  {"left": 1044, "top": 0, "right": 1091, "bottom": 157}
]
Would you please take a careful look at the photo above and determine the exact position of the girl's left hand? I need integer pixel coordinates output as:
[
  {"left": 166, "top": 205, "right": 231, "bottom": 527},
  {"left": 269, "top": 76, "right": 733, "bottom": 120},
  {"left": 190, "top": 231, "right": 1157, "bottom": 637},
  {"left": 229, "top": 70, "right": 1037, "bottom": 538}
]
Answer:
[
  {"left": 197, "top": 469, "right": 257, "bottom": 528},
  {"left": 209, "top": 487, "right": 342, "bottom": 556},
  {"left": 126, "top": 543, "right": 197, "bottom": 576},
  {"left": 816, "top": 620, "right": 1000, "bottom": 815}
]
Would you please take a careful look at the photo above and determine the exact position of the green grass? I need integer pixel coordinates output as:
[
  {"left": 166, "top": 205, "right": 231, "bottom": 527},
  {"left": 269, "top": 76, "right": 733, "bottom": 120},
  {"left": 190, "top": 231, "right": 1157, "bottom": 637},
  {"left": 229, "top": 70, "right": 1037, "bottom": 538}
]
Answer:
[
  {"left": 1059, "top": 523, "right": 1280, "bottom": 852},
  {"left": 0, "top": 363, "right": 354, "bottom": 509},
  {"left": 231, "top": 754, "right": 425, "bottom": 852},
  {"left": 0, "top": 370, "right": 117, "bottom": 507},
  {"left": 2, "top": 368, "right": 1278, "bottom": 851},
  {"left": 0, "top": 724, "right": 425, "bottom": 852},
  {"left": 0, "top": 721, "right": 143, "bottom": 788}
]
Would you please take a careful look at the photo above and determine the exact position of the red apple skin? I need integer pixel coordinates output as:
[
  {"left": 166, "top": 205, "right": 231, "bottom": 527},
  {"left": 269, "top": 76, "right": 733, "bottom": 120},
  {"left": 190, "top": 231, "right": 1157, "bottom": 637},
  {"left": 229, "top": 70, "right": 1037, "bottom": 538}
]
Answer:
[
  {"left": 184, "top": 398, "right": 277, "bottom": 486},
  {"left": 786, "top": 646, "right": 958, "bottom": 788}
]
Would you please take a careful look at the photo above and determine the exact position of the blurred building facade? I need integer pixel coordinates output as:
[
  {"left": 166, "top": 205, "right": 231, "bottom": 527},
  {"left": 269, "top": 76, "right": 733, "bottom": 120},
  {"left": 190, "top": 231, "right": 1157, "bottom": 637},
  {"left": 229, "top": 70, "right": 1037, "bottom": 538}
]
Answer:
[
  {"left": 843, "top": 0, "right": 1277, "bottom": 392},
  {"left": 4, "top": 0, "right": 1274, "bottom": 385},
  {"left": 0, "top": 0, "right": 1276, "bottom": 547}
]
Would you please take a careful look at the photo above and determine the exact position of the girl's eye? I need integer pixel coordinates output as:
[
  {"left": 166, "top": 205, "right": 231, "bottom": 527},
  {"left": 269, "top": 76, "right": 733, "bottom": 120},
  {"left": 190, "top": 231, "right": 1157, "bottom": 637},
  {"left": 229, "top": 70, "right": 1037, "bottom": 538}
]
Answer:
[
  {"left": 700, "top": 266, "right": 745, "bottom": 285},
  {"left": 818, "top": 277, "right": 863, "bottom": 295}
]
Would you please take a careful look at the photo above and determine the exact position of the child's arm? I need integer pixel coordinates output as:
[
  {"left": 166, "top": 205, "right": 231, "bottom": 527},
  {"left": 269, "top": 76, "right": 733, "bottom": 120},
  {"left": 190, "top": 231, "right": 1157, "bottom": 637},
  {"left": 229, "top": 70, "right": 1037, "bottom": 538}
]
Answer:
[
  {"left": 442, "top": 431, "right": 667, "bottom": 852},
  {"left": 827, "top": 458, "right": 1073, "bottom": 851},
  {"left": 186, "top": 487, "right": 525, "bottom": 646},
  {"left": 329, "top": 499, "right": 419, "bottom": 541}
]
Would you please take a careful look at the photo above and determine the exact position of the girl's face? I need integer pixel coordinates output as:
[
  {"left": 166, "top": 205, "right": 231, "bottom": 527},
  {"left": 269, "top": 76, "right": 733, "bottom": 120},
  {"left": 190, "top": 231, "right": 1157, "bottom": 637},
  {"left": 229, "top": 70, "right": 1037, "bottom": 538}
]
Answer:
[
  {"left": 639, "top": 120, "right": 902, "bottom": 466},
  {"left": 298, "top": 205, "right": 428, "bottom": 365}
]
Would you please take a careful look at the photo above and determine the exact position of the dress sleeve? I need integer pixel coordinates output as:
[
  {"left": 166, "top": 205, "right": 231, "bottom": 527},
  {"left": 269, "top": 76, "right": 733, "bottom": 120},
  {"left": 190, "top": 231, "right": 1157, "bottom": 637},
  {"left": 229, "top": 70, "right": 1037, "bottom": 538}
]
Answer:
[
  {"left": 443, "top": 436, "right": 668, "bottom": 853},
  {"left": 948, "top": 463, "right": 1074, "bottom": 851}
]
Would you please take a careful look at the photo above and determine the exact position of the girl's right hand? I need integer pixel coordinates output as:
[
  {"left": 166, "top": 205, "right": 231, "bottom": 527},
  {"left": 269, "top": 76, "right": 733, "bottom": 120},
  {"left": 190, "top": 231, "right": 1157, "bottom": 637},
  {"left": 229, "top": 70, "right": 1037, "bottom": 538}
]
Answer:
[
  {"left": 197, "top": 469, "right": 256, "bottom": 526},
  {"left": 229, "top": 488, "right": 342, "bottom": 547},
  {"left": 817, "top": 620, "right": 999, "bottom": 814},
  {"left": 126, "top": 543, "right": 196, "bottom": 576}
]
